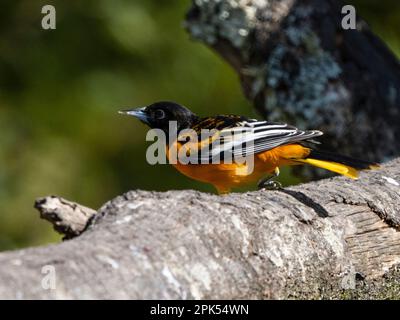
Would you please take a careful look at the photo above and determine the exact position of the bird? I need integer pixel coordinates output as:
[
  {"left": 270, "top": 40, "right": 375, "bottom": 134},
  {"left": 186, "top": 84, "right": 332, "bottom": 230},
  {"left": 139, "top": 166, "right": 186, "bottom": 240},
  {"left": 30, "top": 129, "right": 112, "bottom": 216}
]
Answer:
[{"left": 119, "top": 101, "right": 379, "bottom": 194}]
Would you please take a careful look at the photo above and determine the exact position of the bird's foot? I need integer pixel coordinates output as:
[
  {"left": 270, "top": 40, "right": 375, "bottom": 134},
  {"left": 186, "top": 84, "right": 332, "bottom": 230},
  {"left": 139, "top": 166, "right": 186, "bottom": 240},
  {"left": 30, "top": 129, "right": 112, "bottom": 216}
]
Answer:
[
  {"left": 257, "top": 180, "right": 282, "bottom": 191},
  {"left": 257, "top": 168, "right": 282, "bottom": 191}
]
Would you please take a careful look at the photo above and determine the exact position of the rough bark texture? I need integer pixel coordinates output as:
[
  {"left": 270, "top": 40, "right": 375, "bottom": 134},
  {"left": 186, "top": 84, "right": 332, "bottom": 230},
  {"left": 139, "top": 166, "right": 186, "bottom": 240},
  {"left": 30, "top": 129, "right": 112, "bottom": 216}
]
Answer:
[
  {"left": 0, "top": 159, "right": 399, "bottom": 299},
  {"left": 34, "top": 196, "right": 96, "bottom": 239},
  {"left": 185, "top": 0, "right": 400, "bottom": 167}
]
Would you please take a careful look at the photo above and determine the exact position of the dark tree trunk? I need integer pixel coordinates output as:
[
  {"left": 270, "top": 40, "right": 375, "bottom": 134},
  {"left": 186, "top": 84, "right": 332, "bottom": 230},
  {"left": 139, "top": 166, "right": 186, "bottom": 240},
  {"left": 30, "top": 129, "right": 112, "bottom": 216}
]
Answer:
[{"left": 185, "top": 0, "right": 400, "bottom": 172}]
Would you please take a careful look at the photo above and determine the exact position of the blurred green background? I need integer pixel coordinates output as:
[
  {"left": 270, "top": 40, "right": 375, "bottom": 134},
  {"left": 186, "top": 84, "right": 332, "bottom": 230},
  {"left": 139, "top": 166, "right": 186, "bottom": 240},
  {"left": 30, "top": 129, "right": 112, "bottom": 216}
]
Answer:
[{"left": 0, "top": 0, "right": 399, "bottom": 251}]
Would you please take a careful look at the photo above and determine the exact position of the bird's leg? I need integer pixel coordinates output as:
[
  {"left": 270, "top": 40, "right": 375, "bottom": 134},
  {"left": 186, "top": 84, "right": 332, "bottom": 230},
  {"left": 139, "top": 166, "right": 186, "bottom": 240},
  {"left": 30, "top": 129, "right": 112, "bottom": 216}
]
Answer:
[
  {"left": 215, "top": 185, "right": 231, "bottom": 195},
  {"left": 257, "top": 168, "right": 282, "bottom": 190}
]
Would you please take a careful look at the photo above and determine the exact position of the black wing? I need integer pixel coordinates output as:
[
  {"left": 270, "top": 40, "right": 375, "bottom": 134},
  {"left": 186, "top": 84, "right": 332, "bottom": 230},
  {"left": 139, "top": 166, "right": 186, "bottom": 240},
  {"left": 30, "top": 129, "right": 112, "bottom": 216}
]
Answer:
[{"left": 186, "top": 118, "right": 323, "bottom": 162}]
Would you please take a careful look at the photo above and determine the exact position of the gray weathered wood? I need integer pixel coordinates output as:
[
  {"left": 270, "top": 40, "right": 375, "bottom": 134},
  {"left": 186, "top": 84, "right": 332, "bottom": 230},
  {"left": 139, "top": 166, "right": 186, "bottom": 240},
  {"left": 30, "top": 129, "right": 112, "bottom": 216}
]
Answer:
[
  {"left": 35, "top": 196, "right": 96, "bottom": 239},
  {"left": 0, "top": 159, "right": 399, "bottom": 299}
]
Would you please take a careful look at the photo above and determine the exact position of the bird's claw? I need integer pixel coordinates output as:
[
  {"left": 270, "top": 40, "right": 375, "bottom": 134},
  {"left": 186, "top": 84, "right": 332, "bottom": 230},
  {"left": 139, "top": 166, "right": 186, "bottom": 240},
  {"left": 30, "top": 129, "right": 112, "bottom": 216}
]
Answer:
[{"left": 258, "top": 180, "right": 282, "bottom": 190}]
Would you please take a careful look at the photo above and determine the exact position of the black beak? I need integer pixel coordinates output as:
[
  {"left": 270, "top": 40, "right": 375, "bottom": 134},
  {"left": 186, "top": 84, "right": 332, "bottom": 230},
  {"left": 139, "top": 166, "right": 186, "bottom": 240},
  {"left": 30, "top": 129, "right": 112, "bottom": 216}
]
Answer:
[{"left": 118, "top": 107, "right": 149, "bottom": 124}]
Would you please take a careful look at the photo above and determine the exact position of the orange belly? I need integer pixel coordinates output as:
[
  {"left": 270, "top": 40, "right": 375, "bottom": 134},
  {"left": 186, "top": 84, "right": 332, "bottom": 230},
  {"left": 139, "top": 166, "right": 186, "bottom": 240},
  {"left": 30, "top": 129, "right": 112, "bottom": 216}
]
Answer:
[{"left": 168, "top": 144, "right": 310, "bottom": 193}]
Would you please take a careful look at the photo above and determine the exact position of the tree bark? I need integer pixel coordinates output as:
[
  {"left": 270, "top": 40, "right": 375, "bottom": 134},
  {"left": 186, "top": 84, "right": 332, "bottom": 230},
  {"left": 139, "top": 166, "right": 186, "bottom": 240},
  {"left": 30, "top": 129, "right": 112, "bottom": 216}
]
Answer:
[
  {"left": 0, "top": 158, "right": 399, "bottom": 299},
  {"left": 185, "top": 0, "right": 400, "bottom": 167},
  {"left": 34, "top": 196, "right": 96, "bottom": 239}
]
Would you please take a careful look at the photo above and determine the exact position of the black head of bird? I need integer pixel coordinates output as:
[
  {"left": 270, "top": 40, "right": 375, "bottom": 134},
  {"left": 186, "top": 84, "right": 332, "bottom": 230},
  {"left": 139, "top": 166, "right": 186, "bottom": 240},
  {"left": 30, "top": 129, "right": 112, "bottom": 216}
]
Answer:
[{"left": 119, "top": 101, "right": 198, "bottom": 133}]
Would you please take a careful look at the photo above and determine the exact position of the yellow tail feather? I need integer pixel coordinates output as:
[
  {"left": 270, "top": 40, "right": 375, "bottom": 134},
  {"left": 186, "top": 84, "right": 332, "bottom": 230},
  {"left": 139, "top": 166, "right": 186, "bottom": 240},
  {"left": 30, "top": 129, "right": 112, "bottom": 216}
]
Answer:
[{"left": 296, "top": 158, "right": 359, "bottom": 179}]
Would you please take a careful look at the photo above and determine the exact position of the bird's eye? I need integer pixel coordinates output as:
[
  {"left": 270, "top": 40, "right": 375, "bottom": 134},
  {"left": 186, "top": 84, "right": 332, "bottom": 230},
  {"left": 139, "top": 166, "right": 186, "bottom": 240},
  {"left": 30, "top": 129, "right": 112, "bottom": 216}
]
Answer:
[{"left": 154, "top": 109, "right": 166, "bottom": 120}]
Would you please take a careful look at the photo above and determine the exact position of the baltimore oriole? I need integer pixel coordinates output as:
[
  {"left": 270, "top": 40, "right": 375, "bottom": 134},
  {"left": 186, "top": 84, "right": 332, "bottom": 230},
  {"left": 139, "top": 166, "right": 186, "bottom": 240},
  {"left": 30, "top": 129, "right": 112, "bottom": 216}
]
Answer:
[{"left": 120, "top": 101, "right": 379, "bottom": 194}]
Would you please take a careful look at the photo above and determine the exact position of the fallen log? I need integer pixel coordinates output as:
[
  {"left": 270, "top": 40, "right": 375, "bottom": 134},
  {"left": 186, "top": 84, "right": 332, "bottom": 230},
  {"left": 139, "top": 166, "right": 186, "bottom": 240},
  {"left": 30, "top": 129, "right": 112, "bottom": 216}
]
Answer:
[{"left": 0, "top": 158, "right": 399, "bottom": 299}]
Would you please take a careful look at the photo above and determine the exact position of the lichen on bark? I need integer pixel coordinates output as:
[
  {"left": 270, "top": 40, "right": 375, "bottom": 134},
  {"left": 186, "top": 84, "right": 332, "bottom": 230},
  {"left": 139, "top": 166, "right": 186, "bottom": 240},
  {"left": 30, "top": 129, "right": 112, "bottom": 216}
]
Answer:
[
  {"left": 186, "top": 0, "right": 400, "bottom": 165},
  {"left": 187, "top": 1, "right": 350, "bottom": 135},
  {"left": 185, "top": 0, "right": 256, "bottom": 50}
]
